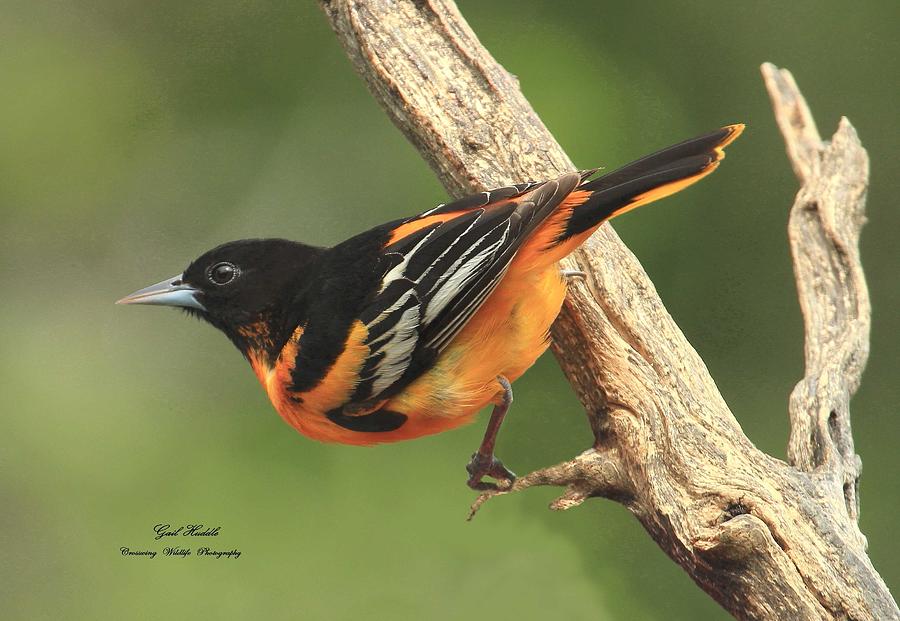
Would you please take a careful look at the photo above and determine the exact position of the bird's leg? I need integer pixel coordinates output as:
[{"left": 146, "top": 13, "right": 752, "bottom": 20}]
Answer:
[
  {"left": 560, "top": 269, "right": 586, "bottom": 279},
  {"left": 466, "top": 376, "right": 516, "bottom": 490}
]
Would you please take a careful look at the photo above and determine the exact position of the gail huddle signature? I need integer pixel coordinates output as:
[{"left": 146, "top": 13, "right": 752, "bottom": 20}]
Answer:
[
  {"left": 154, "top": 523, "right": 221, "bottom": 540},
  {"left": 118, "top": 523, "right": 241, "bottom": 560}
]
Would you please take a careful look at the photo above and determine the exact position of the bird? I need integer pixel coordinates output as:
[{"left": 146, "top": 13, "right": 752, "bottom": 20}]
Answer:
[{"left": 118, "top": 124, "right": 743, "bottom": 489}]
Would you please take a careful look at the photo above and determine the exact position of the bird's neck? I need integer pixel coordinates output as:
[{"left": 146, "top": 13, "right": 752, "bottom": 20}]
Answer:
[
  {"left": 217, "top": 267, "right": 317, "bottom": 368},
  {"left": 219, "top": 309, "right": 293, "bottom": 371}
]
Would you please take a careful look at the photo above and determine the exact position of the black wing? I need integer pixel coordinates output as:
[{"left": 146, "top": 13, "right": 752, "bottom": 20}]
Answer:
[{"left": 349, "top": 172, "right": 583, "bottom": 405}]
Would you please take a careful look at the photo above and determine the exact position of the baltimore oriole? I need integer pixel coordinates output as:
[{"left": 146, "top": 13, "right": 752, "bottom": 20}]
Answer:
[{"left": 118, "top": 124, "right": 743, "bottom": 489}]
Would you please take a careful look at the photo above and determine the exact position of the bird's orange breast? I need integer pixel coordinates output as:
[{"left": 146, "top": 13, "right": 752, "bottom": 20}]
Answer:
[{"left": 249, "top": 261, "right": 567, "bottom": 446}]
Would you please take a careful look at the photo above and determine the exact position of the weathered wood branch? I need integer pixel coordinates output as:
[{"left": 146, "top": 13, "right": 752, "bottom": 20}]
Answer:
[
  {"left": 319, "top": 1, "right": 896, "bottom": 618},
  {"left": 762, "top": 63, "right": 870, "bottom": 535}
]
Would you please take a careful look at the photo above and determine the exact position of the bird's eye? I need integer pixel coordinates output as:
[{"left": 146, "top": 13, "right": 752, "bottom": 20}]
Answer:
[{"left": 208, "top": 262, "right": 238, "bottom": 285}]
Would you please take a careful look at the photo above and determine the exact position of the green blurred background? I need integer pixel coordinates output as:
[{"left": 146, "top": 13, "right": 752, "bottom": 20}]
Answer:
[{"left": 2, "top": 1, "right": 897, "bottom": 619}]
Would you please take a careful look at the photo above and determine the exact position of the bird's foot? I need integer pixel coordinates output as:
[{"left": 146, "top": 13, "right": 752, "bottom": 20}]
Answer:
[
  {"left": 466, "top": 452, "right": 516, "bottom": 491},
  {"left": 560, "top": 269, "right": 586, "bottom": 280}
]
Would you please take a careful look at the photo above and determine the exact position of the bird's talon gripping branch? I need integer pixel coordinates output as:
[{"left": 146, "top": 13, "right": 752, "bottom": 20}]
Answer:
[
  {"left": 464, "top": 376, "right": 516, "bottom": 489},
  {"left": 466, "top": 452, "right": 516, "bottom": 490}
]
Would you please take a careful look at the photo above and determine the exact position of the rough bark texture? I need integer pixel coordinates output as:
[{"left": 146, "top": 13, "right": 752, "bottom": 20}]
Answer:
[
  {"left": 761, "top": 64, "right": 871, "bottom": 534},
  {"left": 319, "top": 1, "right": 896, "bottom": 618}
]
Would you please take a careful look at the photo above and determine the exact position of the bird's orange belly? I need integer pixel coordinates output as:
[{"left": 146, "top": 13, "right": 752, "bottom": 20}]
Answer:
[{"left": 256, "top": 266, "right": 567, "bottom": 446}]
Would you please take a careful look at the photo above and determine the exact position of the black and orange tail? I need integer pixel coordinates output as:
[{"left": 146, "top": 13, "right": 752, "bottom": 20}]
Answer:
[{"left": 557, "top": 124, "right": 744, "bottom": 242}]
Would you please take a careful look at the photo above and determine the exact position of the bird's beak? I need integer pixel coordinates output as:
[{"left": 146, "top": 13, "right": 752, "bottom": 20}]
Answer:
[{"left": 116, "top": 274, "right": 206, "bottom": 311}]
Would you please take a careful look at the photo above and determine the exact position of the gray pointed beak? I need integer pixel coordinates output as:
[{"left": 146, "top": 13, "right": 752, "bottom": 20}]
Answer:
[{"left": 116, "top": 273, "right": 206, "bottom": 311}]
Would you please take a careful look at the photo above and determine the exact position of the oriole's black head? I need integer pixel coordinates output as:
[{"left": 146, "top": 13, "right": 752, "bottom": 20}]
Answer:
[{"left": 118, "top": 238, "right": 323, "bottom": 354}]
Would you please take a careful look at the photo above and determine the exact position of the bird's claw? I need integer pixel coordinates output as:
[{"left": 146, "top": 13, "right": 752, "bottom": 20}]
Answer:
[{"left": 466, "top": 452, "right": 516, "bottom": 490}]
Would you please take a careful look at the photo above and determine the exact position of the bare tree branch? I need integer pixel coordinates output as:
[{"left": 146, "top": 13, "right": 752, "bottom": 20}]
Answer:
[
  {"left": 320, "top": 1, "right": 896, "bottom": 618},
  {"left": 763, "top": 63, "right": 870, "bottom": 535},
  {"left": 467, "top": 448, "right": 634, "bottom": 520}
]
